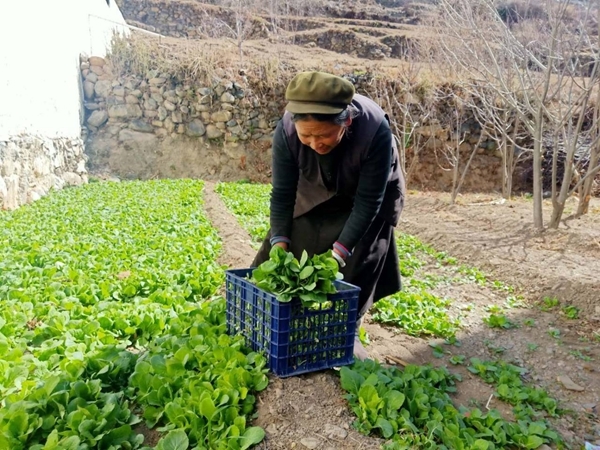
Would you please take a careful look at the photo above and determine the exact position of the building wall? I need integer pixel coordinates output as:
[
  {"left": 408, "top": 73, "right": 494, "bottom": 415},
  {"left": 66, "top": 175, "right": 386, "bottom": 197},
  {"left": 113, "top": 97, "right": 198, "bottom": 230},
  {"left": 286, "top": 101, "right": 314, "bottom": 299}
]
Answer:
[{"left": 0, "top": 0, "right": 128, "bottom": 209}]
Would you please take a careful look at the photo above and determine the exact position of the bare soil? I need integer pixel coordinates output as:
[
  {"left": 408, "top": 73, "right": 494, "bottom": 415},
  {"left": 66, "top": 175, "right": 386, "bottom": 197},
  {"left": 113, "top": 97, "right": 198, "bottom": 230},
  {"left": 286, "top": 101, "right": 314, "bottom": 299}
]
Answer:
[{"left": 203, "top": 183, "right": 600, "bottom": 449}]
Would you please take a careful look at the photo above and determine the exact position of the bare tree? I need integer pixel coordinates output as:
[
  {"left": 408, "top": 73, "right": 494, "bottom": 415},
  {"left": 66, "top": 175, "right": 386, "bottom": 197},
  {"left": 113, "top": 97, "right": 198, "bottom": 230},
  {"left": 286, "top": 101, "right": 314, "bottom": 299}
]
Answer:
[
  {"left": 435, "top": 0, "right": 600, "bottom": 230},
  {"left": 198, "top": 0, "right": 259, "bottom": 63}
]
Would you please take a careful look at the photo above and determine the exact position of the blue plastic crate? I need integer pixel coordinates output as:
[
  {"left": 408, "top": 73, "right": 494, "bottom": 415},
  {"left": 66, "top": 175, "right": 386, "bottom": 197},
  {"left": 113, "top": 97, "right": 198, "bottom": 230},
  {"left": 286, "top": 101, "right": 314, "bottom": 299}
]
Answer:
[{"left": 225, "top": 268, "right": 360, "bottom": 377}]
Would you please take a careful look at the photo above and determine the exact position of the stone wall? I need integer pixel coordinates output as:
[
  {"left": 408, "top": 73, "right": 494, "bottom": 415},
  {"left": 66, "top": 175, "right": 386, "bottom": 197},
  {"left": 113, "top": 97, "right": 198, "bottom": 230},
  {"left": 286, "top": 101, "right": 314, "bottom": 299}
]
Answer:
[
  {"left": 82, "top": 54, "right": 510, "bottom": 192},
  {"left": 116, "top": 0, "right": 269, "bottom": 39},
  {"left": 0, "top": 136, "right": 87, "bottom": 210}
]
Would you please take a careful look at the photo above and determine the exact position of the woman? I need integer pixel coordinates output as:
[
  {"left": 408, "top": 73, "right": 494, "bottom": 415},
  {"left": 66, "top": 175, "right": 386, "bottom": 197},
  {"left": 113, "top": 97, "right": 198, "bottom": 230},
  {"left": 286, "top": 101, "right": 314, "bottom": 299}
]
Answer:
[{"left": 253, "top": 71, "right": 405, "bottom": 359}]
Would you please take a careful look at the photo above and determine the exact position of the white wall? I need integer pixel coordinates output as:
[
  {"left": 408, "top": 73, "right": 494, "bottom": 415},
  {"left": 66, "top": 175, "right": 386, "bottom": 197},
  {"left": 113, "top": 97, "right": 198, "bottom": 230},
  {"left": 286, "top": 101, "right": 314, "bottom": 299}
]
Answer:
[{"left": 0, "top": 0, "right": 128, "bottom": 139}]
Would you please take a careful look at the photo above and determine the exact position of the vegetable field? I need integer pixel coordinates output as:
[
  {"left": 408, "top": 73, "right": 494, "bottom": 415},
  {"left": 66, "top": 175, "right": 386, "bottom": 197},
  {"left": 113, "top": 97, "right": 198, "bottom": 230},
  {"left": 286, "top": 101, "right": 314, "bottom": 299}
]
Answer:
[
  {"left": 0, "top": 181, "right": 267, "bottom": 450},
  {"left": 1, "top": 180, "right": 598, "bottom": 449}
]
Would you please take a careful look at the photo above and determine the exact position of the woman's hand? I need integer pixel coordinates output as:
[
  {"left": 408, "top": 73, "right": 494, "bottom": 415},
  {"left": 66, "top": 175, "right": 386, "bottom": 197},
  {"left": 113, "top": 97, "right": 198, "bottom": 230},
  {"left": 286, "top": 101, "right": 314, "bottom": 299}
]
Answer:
[
  {"left": 274, "top": 241, "right": 289, "bottom": 251},
  {"left": 331, "top": 248, "right": 346, "bottom": 268}
]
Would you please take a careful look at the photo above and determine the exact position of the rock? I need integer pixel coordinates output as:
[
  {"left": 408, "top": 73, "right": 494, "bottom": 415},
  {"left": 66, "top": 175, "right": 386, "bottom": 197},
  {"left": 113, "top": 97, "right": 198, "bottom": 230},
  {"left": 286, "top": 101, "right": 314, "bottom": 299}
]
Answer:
[
  {"left": 62, "top": 172, "right": 84, "bottom": 186},
  {"left": 129, "top": 119, "right": 154, "bottom": 133},
  {"left": 108, "top": 104, "right": 128, "bottom": 119},
  {"left": 164, "top": 100, "right": 176, "bottom": 111},
  {"left": 118, "top": 129, "right": 158, "bottom": 152},
  {"left": 87, "top": 110, "right": 108, "bottom": 128},
  {"left": 131, "top": 89, "right": 143, "bottom": 98},
  {"left": 108, "top": 104, "right": 142, "bottom": 119},
  {"left": 211, "top": 110, "right": 232, "bottom": 123},
  {"left": 88, "top": 56, "right": 106, "bottom": 66},
  {"left": 198, "top": 87, "right": 212, "bottom": 96},
  {"left": 126, "top": 95, "right": 139, "bottom": 104},
  {"left": 85, "top": 72, "right": 98, "bottom": 83},
  {"left": 557, "top": 375, "right": 585, "bottom": 392},
  {"left": 94, "top": 80, "right": 112, "bottom": 98},
  {"left": 113, "top": 86, "right": 125, "bottom": 97},
  {"left": 324, "top": 424, "right": 347, "bottom": 439},
  {"left": 157, "top": 106, "right": 168, "bottom": 121},
  {"left": 206, "top": 125, "right": 223, "bottom": 139},
  {"left": 151, "top": 120, "right": 163, "bottom": 128},
  {"left": 221, "top": 92, "right": 236, "bottom": 103},
  {"left": 149, "top": 77, "right": 166, "bottom": 85},
  {"left": 83, "top": 81, "right": 95, "bottom": 100},
  {"left": 80, "top": 61, "right": 90, "bottom": 70},
  {"left": 164, "top": 118, "right": 175, "bottom": 134},
  {"left": 177, "top": 124, "right": 185, "bottom": 134},
  {"left": 300, "top": 438, "right": 320, "bottom": 449},
  {"left": 186, "top": 119, "right": 206, "bottom": 137},
  {"left": 172, "top": 111, "right": 183, "bottom": 123},
  {"left": 266, "top": 423, "right": 278, "bottom": 435},
  {"left": 90, "top": 65, "right": 104, "bottom": 76}
]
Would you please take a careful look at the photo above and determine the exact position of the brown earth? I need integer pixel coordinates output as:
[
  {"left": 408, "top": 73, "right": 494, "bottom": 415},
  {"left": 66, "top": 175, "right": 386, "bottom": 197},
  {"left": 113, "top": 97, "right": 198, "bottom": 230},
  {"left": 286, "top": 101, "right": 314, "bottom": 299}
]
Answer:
[{"left": 203, "top": 182, "right": 600, "bottom": 449}]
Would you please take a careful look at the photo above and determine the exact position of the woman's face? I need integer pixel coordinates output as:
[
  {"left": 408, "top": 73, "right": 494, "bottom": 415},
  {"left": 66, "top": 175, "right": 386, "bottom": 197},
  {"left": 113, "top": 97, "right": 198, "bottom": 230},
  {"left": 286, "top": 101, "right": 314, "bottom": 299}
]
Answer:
[{"left": 295, "top": 119, "right": 347, "bottom": 155}]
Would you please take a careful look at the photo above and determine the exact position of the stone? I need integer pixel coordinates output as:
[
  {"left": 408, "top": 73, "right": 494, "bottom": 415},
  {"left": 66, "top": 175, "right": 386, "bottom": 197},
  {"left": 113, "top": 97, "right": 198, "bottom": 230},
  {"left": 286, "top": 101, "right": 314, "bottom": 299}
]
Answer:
[
  {"left": 164, "top": 118, "right": 175, "bottom": 134},
  {"left": 206, "top": 125, "right": 223, "bottom": 139},
  {"left": 145, "top": 98, "right": 158, "bottom": 110},
  {"left": 127, "top": 105, "right": 143, "bottom": 118},
  {"left": 143, "top": 110, "right": 158, "bottom": 119},
  {"left": 211, "top": 110, "right": 232, "bottom": 123},
  {"left": 155, "top": 128, "right": 168, "bottom": 138},
  {"left": 300, "top": 438, "right": 320, "bottom": 449},
  {"left": 106, "top": 95, "right": 125, "bottom": 106},
  {"left": 221, "top": 92, "right": 236, "bottom": 103},
  {"left": 226, "top": 119, "right": 237, "bottom": 127},
  {"left": 151, "top": 93, "right": 163, "bottom": 103},
  {"left": 84, "top": 102, "right": 100, "bottom": 110},
  {"left": 157, "top": 106, "right": 168, "bottom": 121},
  {"left": 221, "top": 103, "right": 234, "bottom": 111},
  {"left": 266, "top": 423, "right": 278, "bottom": 435},
  {"left": 149, "top": 77, "right": 166, "bottom": 85},
  {"left": 90, "top": 65, "right": 104, "bottom": 76},
  {"left": 171, "top": 111, "right": 183, "bottom": 123},
  {"left": 88, "top": 56, "right": 106, "bottom": 66},
  {"left": 81, "top": 69, "right": 89, "bottom": 78},
  {"left": 258, "top": 119, "right": 269, "bottom": 129},
  {"left": 151, "top": 120, "right": 163, "bottom": 128},
  {"left": 131, "top": 89, "right": 143, "bottom": 98},
  {"left": 108, "top": 104, "right": 129, "bottom": 119},
  {"left": 324, "top": 424, "right": 347, "bottom": 439},
  {"left": 94, "top": 80, "right": 112, "bottom": 98},
  {"left": 62, "top": 172, "right": 84, "bottom": 186},
  {"left": 164, "top": 100, "right": 176, "bottom": 111},
  {"left": 108, "top": 104, "right": 142, "bottom": 119},
  {"left": 177, "top": 124, "right": 185, "bottom": 134},
  {"left": 186, "top": 119, "right": 206, "bottom": 137},
  {"left": 85, "top": 72, "right": 98, "bottom": 83},
  {"left": 126, "top": 95, "right": 139, "bottom": 104},
  {"left": 83, "top": 81, "right": 95, "bottom": 100},
  {"left": 181, "top": 105, "right": 189, "bottom": 114},
  {"left": 129, "top": 119, "right": 154, "bottom": 133},
  {"left": 198, "top": 87, "right": 212, "bottom": 96},
  {"left": 118, "top": 129, "right": 158, "bottom": 152},
  {"left": 557, "top": 375, "right": 585, "bottom": 392},
  {"left": 113, "top": 86, "right": 125, "bottom": 97},
  {"left": 80, "top": 61, "right": 90, "bottom": 70},
  {"left": 87, "top": 110, "right": 108, "bottom": 128}
]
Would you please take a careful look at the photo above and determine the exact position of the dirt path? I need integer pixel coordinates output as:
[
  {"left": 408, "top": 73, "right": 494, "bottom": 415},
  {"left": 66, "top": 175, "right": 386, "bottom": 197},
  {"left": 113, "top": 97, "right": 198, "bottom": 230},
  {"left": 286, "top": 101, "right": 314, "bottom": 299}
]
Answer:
[{"left": 203, "top": 183, "right": 600, "bottom": 449}]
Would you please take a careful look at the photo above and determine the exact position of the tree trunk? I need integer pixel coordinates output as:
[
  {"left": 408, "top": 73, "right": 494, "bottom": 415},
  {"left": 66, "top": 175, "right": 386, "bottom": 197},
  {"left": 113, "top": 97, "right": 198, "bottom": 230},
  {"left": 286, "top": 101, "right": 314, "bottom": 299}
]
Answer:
[
  {"left": 532, "top": 132, "right": 544, "bottom": 229},
  {"left": 576, "top": 147, "right": 599, "bottom": 216}
]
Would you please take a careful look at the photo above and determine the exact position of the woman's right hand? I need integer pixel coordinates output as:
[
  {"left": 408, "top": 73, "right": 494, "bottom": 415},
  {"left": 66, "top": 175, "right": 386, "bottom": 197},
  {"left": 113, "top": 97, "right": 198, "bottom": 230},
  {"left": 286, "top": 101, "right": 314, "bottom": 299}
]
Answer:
[{"left": 274, "top": 241, "right": 289, "bottom": 251}]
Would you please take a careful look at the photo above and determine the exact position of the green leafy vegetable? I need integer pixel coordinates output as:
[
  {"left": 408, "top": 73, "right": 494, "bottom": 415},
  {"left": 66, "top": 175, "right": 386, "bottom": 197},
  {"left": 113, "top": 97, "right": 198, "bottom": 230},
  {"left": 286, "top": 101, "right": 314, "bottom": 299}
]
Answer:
[{"left": 251, "top": 246, "right": 343, "bottom": 309}]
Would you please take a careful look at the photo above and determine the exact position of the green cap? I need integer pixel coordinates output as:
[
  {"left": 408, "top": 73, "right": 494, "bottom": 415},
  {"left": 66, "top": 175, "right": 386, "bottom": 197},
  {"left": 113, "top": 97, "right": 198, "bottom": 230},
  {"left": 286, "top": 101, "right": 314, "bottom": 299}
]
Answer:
[{"left": 285, "top": 71, "right": 355, "bottom": 114}]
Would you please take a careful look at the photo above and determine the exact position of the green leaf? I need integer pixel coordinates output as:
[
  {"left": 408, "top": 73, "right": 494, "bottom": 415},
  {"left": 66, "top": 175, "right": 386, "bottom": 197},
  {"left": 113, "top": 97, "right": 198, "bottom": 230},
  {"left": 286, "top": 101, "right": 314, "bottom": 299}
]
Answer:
[
  {"left": 299, "top": 266, "right": 315, "bottom": 280},
  {"left": 240, "top": 426, "right": 265, "bottom": 449},
  {"left": 340, "top": 367, "right": 364, "bottom": 395},
  {"left": 471, "top": 439, "right": 491, "bottom": 450},
  {"left": 374, "top": 417, "right": 394, "bottom": 438},
  {"left": 156, "top": 429, "right": 189, "bottom": 450},
  {"left": 200, "top": 397, "right": 217, "bottom": 420}
]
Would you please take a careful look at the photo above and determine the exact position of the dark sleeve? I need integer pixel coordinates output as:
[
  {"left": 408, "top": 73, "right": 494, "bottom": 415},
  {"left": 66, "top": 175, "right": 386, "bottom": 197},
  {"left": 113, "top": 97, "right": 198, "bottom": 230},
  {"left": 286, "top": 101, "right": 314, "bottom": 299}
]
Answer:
[
  {"left": 336, "top": 120, "right": 393, "bottom": 251},
  {"left": 270, "top": 121, "right": 299, "bottom": 240}
]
